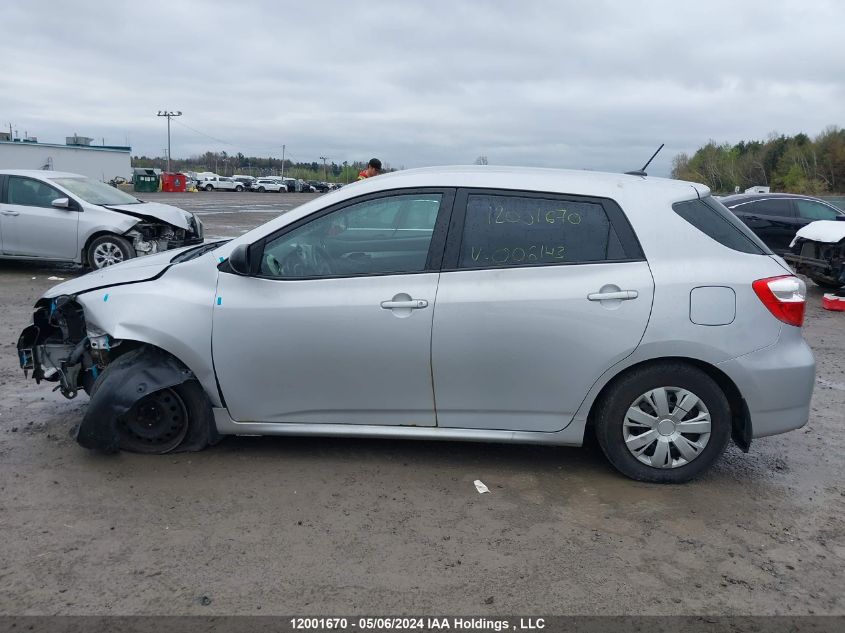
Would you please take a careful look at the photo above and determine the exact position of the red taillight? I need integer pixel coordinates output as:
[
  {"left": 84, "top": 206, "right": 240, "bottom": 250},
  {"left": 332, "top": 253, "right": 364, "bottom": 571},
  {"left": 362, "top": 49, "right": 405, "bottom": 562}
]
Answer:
[{"left": 752, "top": 275, "right": 806, "bottom": 327}]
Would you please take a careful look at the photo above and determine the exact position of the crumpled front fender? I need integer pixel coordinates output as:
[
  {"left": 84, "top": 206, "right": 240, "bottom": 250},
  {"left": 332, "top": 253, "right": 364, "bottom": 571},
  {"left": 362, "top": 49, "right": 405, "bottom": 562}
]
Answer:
[{"left": 77, "top": 347, "right": 194, "bottom": 452}]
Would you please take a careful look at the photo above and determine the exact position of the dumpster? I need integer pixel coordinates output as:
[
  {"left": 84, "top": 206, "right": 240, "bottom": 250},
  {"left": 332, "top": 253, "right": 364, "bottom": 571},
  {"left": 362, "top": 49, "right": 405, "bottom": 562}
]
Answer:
[
  {"left": 133, "top": 168, "right": 160, "bottom": 193},
  {"left": 161, "top": 172, "right": 187, "bottom": 193}
]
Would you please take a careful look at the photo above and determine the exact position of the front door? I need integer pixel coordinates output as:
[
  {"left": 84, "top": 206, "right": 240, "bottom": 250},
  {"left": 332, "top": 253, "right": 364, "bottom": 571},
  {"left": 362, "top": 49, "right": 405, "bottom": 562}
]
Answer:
[
  {"left": 212, "top": 189, "right": 453, "bottom": 426},
  {"left": 0, "top": 175, "right": 79, "bottom": 258},
  {"left": 431, "top": 190, "right": 654, "bottom": 432}
]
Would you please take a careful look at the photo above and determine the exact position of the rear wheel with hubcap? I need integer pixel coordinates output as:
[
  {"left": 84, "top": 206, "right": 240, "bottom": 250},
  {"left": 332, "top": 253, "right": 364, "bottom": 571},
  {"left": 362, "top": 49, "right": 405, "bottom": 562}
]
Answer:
[{"left": 594, "top": 363, "right": 731, "bottom": 483}]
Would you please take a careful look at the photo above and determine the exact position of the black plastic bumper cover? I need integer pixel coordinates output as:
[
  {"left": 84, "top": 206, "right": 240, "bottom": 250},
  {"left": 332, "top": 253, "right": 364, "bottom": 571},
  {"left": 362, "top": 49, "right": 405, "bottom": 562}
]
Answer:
[{"left": 76, "top": 347, "right": 194, "bottom": 452}]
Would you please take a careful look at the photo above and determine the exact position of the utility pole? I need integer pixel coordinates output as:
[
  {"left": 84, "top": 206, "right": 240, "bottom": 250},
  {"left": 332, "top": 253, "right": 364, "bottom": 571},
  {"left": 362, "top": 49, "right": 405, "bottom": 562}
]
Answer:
[
  {"left": 319, "top": 156, "right": 329, "bottom": 182},
  {"left": 156, "top": 110, "right": 182, "bottom": 172},
  {"left": 281, "top": 144, "right": 286, "bottom": 178}
]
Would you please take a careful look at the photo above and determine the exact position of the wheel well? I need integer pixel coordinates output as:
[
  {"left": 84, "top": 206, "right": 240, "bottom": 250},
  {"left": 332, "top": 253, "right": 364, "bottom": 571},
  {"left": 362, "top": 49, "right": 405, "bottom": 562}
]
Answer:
[
  {"left": 587, "top": 357, "right": 751, "bottom": 452},
  {"left": 81, "top": 231, "right": 128, "bottom": 267}
]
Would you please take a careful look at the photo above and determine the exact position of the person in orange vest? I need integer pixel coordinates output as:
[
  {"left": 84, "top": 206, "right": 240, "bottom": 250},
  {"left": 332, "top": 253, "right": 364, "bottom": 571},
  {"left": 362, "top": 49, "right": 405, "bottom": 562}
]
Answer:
[{"left": 358, "top": 158, "right": 382, "bottom": 180}]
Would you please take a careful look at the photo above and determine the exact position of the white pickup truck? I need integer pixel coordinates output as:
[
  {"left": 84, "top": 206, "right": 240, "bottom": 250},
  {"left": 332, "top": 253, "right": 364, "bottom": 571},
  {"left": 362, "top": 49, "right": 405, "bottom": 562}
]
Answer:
[{"left": 198, "top": 176, "right": 244, "bottom": 192}]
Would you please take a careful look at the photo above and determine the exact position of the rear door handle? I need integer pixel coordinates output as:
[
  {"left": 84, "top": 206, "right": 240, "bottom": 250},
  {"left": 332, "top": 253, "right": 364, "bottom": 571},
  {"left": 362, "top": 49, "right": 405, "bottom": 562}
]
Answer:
[
  {"left": 588, "top": 290, "right": 638, "bottom": 301},
  {"left": 1, "top": 210, "right": 20, "bottom": 216},
  {"left": 381, "top": 299, "right": 428, "bottom": 309}
]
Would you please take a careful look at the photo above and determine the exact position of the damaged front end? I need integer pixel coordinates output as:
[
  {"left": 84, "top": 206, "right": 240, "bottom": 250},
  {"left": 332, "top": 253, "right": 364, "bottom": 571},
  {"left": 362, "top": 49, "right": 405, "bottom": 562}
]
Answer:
[
  {"left": 785, "top": 238, "right": 845, "bottom": 288},
  {"left": 124, "top": 214, "right": 204, "bottom": 258},
  {"left": 17, "top": 296, "right": 116, "bottom": 400},
  {"left": 17, "top": 295, "right": 209, "bottom": 453}
]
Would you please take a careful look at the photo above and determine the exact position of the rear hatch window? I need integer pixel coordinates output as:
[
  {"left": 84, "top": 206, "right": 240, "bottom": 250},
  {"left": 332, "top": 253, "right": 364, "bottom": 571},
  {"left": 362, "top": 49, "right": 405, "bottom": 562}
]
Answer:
[{"left": 673, "top": 196, "right": 773, "bottom": 255}]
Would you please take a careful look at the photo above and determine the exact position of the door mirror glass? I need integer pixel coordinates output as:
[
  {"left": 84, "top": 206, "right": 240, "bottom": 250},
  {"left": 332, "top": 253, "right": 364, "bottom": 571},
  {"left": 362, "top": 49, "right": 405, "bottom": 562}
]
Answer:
[{"left": 51, "top": 197, "right": 71, "bottom": 209}]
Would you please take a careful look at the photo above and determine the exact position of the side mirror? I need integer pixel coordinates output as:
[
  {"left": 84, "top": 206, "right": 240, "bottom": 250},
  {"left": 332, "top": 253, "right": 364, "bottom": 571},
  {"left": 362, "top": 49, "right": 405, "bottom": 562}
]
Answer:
[
  {"left": 52, "top": 197, "right": 71, "bottom": 209},
  {"left": 228, "top": 243, "right": 251, "bottom": 275}
]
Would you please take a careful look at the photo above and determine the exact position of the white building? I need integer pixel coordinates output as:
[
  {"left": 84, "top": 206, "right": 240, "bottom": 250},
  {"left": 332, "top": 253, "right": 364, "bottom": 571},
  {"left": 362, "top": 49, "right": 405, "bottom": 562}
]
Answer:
[{"left": 0, "top": 138, "right": 131, "bottom": 182}]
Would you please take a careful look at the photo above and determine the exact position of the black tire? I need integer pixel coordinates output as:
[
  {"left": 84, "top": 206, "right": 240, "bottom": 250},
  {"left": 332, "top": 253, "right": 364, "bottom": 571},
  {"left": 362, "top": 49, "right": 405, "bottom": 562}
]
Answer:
[
  {"left": 235, "top": 185, "right": 244, "bottom": 192},
  {"left": 258, "top": 186, "right": 266, "bottom": 193},
  {"left": 89, "top": 355, "right": 217, "bottom": 454},
  {"left": 86, "top": 234, "right": 135, "bottom": 270},
  {"left": 205, "top": 184, "right": 213, "bottom": 191},
  {"left": 594, "top": 362, "right": 732, "bottom": 483}
]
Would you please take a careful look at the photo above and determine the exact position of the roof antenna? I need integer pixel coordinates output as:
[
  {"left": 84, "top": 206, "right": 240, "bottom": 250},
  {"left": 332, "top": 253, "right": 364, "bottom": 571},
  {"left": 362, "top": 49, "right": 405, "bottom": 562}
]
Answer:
[{"left": 625, "top": 143, "right": 664, "bottom": 177}]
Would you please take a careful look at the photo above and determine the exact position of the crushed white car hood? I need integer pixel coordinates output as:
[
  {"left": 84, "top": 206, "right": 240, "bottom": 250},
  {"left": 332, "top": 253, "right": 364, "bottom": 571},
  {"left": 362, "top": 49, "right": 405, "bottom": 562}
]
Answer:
[
  {"left": 791, "top": 220, "right": 845, "bottom": 247},
  {"left": 107, "top": 201, "right": 193, "bottom": 230}
]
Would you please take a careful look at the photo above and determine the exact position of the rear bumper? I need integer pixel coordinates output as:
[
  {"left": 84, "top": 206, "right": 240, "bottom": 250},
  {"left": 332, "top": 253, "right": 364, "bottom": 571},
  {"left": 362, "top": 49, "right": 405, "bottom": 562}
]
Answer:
[{"left": 717, "top": 328, "right": 815, "bottom": 438}]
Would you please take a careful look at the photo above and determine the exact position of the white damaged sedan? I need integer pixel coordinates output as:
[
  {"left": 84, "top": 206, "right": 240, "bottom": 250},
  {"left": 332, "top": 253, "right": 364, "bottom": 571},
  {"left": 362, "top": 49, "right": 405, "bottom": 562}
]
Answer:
[{"left": 0, "top": 170, "right": 203, "bottom": 269}]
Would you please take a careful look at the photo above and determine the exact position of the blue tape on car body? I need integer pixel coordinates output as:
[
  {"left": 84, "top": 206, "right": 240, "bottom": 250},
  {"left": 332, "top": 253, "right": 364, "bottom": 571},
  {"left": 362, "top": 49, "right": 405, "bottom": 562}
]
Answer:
[
  {"left": 103, "top": 293, "right": 109, "bottom": 302},
  {"left": 91, "top": 366, "right": 98, "bottom": 378},
  {"left": 219, "top": 257, "right": 225, "bottom": 263},
  {"left": 217, "top": 297, "right": 222, "bottom": 306}
]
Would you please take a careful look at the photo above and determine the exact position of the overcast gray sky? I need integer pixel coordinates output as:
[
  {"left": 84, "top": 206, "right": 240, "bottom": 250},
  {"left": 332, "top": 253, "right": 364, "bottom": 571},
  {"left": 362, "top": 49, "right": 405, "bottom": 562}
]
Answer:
[{"left": 2, "top": 0, "right": 844, "bottom": 176}]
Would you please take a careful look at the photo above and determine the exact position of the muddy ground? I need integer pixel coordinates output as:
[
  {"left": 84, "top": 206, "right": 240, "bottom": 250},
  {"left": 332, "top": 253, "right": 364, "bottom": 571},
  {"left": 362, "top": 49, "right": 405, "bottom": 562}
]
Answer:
[{"left": 0, "top": 191, "right": 842, "bottom": 615}]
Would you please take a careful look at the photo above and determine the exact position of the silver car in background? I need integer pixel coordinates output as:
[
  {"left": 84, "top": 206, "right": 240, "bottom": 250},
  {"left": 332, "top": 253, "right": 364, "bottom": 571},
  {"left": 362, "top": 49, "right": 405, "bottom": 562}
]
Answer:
[
  {"left": 0, "top": 170, "right": 204, "bottom": 269},
  {"left": 17, "top": 166, "right": 815, "bottom": 483}
]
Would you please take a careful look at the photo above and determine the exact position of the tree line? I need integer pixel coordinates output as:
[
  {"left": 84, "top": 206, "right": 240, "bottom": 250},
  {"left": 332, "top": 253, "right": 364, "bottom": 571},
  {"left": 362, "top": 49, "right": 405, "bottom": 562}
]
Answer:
[
  {"left": 131, "top": 151, "right": 391, "bottom": 183},
  {"left": 671, "top": 126, "right": 845, "bottom": 194}
]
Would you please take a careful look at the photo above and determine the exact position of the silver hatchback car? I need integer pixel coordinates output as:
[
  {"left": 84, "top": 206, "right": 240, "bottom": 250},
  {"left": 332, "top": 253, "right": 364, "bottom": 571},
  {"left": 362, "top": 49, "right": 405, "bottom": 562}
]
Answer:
[
  {"left": 0, "top": 170, "right": 203, "bottom": 269},
  {"left": 17, "top": 166, "right": 815, "bottom": 483}
]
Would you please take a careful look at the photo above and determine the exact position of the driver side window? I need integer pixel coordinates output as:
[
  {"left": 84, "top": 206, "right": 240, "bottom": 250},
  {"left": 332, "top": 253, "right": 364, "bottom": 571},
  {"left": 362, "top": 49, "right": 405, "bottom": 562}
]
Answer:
[
  {"left": 7, "top": 177, "right": 63, "bottom": 208},
  {"left": 260, "top": 193, "right": 443, "bottom": 278}
]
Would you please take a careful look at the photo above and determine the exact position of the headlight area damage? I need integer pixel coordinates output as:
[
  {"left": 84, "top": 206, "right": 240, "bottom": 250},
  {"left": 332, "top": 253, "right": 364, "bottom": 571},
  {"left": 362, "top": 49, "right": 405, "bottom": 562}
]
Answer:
[
  {"left": 17, "top": 296, "right": 216, "bottom": 453},
  {"left": 122, "top": 215, "right": 204, "bottom": 257}
]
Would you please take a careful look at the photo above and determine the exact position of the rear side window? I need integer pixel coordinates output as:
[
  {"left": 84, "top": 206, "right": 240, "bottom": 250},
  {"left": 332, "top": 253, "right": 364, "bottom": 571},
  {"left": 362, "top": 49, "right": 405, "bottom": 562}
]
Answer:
[
  {"left": 673, "top": 197, "right": 772, "bottom": 255},
  {"left": 457, "top": 194, "right": 629, "bottom": 268},
  {"left": 743, "top": 199, "right": 795, "bottom": 217}
]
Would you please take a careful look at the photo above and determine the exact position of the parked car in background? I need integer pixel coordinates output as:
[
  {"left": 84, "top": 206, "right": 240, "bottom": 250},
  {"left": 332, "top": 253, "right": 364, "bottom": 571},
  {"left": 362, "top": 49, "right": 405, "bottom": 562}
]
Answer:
[
  {"left": 251, "top": 178, "right": 287, "bottom": 193},
  {"left": 16, "top": 166, "right": 814, "bottom": 483},
  {"left": 283, "top": 177, "right": 297, "bottom": 192},
  {"left": 308, "top": 180, "right": 331, "bottom": 193},
  {"left": 0, "top": 169, "right": 203, "bottom": 269},
  {"left": 233, "top": 175, "right": 256, "bottom": 190},
  {"left": 720, "top": 193, "right": 845, "bottom": 254},
  {"left": 200, "top": 176, "right": 244, "bottom": 192}
]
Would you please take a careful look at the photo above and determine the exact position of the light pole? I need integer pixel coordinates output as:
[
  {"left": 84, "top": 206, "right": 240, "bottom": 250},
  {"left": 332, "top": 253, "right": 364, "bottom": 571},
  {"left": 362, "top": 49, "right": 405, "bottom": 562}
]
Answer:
[
  {"left": 319, "top": 156, "right": 329, "bottom": 182},
  {"left": 156, "top": 110, "right": 182, "bottom": 172}
]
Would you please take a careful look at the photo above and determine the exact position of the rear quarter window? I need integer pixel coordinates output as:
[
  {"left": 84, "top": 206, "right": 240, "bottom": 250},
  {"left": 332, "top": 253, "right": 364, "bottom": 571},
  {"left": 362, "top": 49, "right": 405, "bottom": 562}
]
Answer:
[{"left": 673, "top": 197, "right": 772, "bottom": 255}]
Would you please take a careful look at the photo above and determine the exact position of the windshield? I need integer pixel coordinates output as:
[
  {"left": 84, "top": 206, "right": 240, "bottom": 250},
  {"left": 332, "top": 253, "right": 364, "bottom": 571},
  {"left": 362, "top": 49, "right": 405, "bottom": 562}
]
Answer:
[{"left": 51, "top": 177, "right": 140, "bottom": 206}]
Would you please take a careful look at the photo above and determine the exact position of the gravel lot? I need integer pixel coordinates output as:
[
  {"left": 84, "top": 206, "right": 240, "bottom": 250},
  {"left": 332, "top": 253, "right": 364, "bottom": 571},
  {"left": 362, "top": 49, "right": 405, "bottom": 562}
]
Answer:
[{"left": 0, "top": 191, "right": 843, "bottom": 615}]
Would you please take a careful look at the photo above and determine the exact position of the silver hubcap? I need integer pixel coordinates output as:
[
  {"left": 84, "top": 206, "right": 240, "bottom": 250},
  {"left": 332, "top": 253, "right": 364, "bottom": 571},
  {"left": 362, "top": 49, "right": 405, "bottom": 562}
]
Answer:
[
  {"left": 93, "top": 242, "right": 125, "bottom": 268},
  {"left": 623, "top": 386, "right": 711, "bottom": 469}
]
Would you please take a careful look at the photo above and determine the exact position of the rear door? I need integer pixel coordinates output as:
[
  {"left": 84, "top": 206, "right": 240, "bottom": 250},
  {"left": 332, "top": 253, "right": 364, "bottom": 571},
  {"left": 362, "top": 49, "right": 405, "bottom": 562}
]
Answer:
[
  {"left": 0, "top": 175, "right": 80, "bottom": 258},
  {"left": 731, "top": 198, "right": 799, "bottom": 253},
  {"left": 431, "top": 189, "right": 653, "bottom": 432}
]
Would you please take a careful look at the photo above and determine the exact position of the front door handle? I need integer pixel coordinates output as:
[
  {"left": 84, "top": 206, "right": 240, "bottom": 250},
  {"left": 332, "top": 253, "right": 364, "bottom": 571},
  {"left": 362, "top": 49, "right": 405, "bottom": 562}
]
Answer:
[
  {"left": 381, "top": 299, "right": 428, "bottom": 310},
  {"left": 1, "top": 210, "right": 20, "bottom": 216},
  {"left": 588, "top": 290, "right": 638, "bottom": 301}
]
